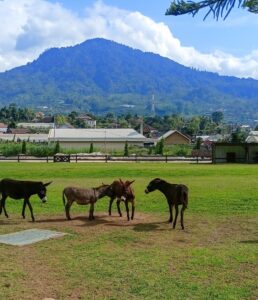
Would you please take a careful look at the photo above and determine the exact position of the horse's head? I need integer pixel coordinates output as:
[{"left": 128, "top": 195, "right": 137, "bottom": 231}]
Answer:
[
  {"left": 119, "top": 179, "right": 135, "bottom": 201},
  {"left": 145, "top": 178, "right": 163, "bottom": 194},
  {"left": 37, "top": 181, "right": 52, "bottom": 203},
  {"left": 97, "top": 183, "right": 113, "bottom": 198}
]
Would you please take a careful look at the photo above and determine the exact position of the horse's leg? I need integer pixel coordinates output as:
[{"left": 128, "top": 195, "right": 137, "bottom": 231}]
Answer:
[
  {"left": 125, "top": 200, "right": 130, "bottom": 221},
  {"left": 117, "top": 199, "right": 122, "bottom": 217},
  {"left": 168, "top": 200, "right": 173, "bottom": 223},
  {"left": 0, "top": 195, "right": 2, "bottom": 215},
  {"left": 108, "top": 197, "right": 115, "bottom": 216},
  {"left": 26, "top": 198, "right": 35, "bottom": 222},
  {"left": 89, "top": 203, "right": 95, "bottom": 220},
  {"left": 180, "top": 206, "right": 186, "bottom": 230},
  {"left": 1, "top": 196, "right": 8, "bottom": 218},
  {"left": 173, "top": 205, "right": 179, "bottom": 229},
  {"left": 22, "top": 199, "right": 26, "bottom": 219},
  {"left": 65, "top": 201, "right": 72, "bottom": 220},
  {"left": 131, "top": 200, "right": 135, "bottom": 220}
]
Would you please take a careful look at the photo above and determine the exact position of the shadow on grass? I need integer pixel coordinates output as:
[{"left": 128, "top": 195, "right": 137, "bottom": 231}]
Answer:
[
  {"left": 239, "top": 240, "right": 258, "bottom": 244},
  {"left": 133, "top": 222, "right": 167, "bottom": 232},
  {"left": 0, "top": 219, "right": 20, "bottom": 225}
]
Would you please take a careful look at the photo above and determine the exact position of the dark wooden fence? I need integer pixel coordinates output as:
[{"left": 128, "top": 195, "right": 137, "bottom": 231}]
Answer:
[{"left": 0, "top": 154, "right": 211, "bottom": 163}]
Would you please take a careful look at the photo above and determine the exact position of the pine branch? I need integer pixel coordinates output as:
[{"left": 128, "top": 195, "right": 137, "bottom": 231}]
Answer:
[{"left": 165, "top": 0, "right": 257, "bottom": 19}]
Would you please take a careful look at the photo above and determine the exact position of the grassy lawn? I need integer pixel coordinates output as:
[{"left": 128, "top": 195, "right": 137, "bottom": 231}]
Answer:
[{"left": 0, "top": 162, "right": 257, "bottom": 300}]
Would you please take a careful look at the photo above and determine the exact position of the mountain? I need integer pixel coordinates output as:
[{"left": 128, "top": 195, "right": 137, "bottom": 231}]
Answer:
[{"left": 0, "top": 38, "right": 258, "bottom": 122}]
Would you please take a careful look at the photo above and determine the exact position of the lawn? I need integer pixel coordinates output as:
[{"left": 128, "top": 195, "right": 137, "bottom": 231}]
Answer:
[{"left": 0, "top": 162, "right": 257, "bottom": 300}]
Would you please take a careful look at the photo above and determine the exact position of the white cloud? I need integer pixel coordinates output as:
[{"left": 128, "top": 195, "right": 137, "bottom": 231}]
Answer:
[{"left": 0, "top": 0, "right": 258, "bottom": 79}]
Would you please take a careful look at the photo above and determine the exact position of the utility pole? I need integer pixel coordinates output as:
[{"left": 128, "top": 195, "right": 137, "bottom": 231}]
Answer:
[{"left": 151, "top": 94, "right": 156, "bottom": 116}]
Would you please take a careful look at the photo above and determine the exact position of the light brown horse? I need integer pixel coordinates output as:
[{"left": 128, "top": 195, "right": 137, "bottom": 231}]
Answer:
[
  {"left": 107, "top": 179, "right": 135, "bottom": 221},
  {"left": 62, "top": 184, "right": 112, "bottom": 220}
]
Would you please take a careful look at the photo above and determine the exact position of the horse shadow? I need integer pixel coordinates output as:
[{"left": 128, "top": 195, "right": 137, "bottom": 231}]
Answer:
[{"left": 239, "top": 240, "right": 258, "bottom": 244}]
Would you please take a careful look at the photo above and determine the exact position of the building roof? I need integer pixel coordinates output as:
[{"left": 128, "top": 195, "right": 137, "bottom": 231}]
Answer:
[
  {"left": 48, "top": 128, "right": 147, "bottom": 142},
  {"left": 17, "top": 123, "right": 55, "bottom": 128},
  {"left": 0, "top": 123, "right": 7, "bottom": 128},
  {"left": 246, "top": 131, "right": 258, "bottom": 143},
  {"left": 246, "top": 136, "right": 258, "bottom": 143},
  {"left": 9, "top": 128, "right": 30, "bottom": 134},
  {"left": 0, "top": 134, "right": 48, "bottom": 142},
  {"left": 159, "top": 130, "right": 191, "bottom": 141},
  {"left": 196, "top": 134, "right": 225, "bottom": 142},
  {"left": 248, "top": 131, "right": 258, "bottom": 136}
]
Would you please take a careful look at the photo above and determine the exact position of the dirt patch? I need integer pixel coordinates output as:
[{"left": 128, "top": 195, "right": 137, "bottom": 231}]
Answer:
[{"left": 0, "top": 212, "right": 257, "bottom": 299}]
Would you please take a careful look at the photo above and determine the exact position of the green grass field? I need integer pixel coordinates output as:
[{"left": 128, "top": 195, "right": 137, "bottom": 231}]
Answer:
[{"left": 0, "top": 162, "right": 257, "bottom": 300}]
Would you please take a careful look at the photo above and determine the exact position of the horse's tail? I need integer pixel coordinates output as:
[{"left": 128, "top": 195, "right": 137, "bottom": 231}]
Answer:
[
  {"left": 62, "top": 189, "right": 66, "bottom": 207},
  {"left": 180, "top": 185, "right": 188, "bottom": 209},
  {"left": 183, "top": 190, "right": 188, "bottom": 209}
]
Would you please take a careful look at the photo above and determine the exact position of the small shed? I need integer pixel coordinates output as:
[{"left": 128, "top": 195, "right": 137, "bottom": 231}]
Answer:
[
  {"left": 212, "top": 142, "right": 258, "bottom": 163},
  {"left": 159, "top": 130, "right": 191, "bottom": 145}
]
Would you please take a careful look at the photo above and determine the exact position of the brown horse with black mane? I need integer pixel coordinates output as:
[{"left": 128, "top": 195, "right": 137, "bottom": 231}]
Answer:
[
  {"left": 0, "top": 178, "right": 52, "bottom": 222},
  {"left": 145, "top": 178, "right": 188, "bottom": 229},
  {"left": 107, "top": 179, "right": 135, "bottom": 221}
]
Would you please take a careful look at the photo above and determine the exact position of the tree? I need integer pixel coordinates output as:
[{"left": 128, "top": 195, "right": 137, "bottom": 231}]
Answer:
[
  {"left": 89, "top": 142, "right": 94, "bottom": 153},
  {"left": 194, "top": 137, "right": 202, "bottom": 149},
  {"left": 21, "top": 140, "right": 27, "bottom": 154},
  {"left": 231, "top": 128, "right": 247, "bottom": 143},
  {"left": 166, "top": 0, "right": 258, "bottom": 20},
  {"left": 212, "top": 111, "right": 224, "bottom": 125},
  {"left": 155, "top": 138, "right": 164, "bottom": 155},
  {"left": 54, "top": 141, "right": 60, "bottom": 154},
  {"left": 124, "top": 141, "right": 129, "bottom": 156}
]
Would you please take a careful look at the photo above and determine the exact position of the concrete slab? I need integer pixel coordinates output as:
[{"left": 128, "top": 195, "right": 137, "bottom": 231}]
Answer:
[{"left": 0, "top": 229, "right": 67, "bottom": 246}]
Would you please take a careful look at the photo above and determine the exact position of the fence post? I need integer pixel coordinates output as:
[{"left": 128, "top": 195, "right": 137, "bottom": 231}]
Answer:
[
  {"left": 47, "top": 156, "right": 49, "bottom": 163},
  {"left": 76, "top": 154, "right": 78, "bottom": 163},
  {"left": 18, "top": 154, "right": 20, "bottom": 163},
  {"left": 105, "top": 155, "right": 108, "bottom": 163},
  {"left": 165, "top": 155, "right": 168, "bottom": 163}
]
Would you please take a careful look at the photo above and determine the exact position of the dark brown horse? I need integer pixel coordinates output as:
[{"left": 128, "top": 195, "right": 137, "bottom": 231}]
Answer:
[
  {"left": 0, "top": 178, "right": 52, "bottom": 222},
  {"left": 145, "top": 178, "right": 188, "bottom": 229},
  {"left": 107, "top": 179, "right": 135, "bottom": 221},
  {"left": 62, "top": 184, "right": 113, "bottom": 220}
]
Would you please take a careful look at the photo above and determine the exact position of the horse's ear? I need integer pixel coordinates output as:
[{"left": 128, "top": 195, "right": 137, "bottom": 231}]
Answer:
[
  {"left": 119, "top": 178, "right": 123, "bottom": 184},
  {"left": 44, "top": 181, "right": 52, "bottom": 187},
  {"left": 154, "top": 178, "right": 161, "bottom": 183},
  {"left": 126, "top": 180, "right": 135, "bottom": 186}
]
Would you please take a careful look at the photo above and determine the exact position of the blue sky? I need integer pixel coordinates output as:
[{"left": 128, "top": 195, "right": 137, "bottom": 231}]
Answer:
[
  {"left": 48, "top": 0, "right": 258, "bottom": 56},
  {"left": 0, "top": 0, "right": 258, "bottom": 78}
]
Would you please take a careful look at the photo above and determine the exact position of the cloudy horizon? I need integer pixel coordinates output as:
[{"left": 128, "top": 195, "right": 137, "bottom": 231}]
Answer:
[{"left": 0, "top": 0, "right": 258, "bottom": 79}]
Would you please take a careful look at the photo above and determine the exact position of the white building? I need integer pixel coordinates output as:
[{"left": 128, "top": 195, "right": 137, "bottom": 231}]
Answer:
[{"left": 48, "top": 128, "right": 147, "bottom": 150}]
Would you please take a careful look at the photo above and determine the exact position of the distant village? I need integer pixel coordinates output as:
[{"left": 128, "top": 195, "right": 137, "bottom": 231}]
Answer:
[{"left": 1, "top": 104, "right": 258, "bottom": 162}]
